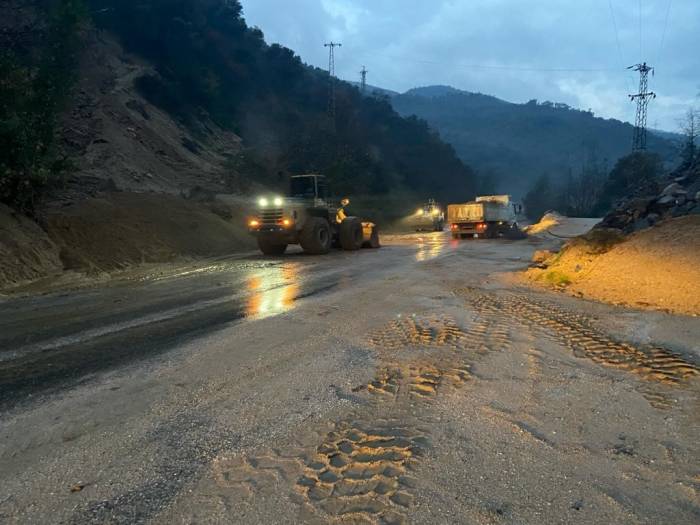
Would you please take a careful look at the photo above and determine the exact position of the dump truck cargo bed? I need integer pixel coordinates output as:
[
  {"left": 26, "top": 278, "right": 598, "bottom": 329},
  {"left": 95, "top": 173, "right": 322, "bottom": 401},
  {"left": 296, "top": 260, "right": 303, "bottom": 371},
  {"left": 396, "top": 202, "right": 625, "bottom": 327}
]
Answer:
[{"left": 447, "top": 201, "right": 514, "bottom": 224}]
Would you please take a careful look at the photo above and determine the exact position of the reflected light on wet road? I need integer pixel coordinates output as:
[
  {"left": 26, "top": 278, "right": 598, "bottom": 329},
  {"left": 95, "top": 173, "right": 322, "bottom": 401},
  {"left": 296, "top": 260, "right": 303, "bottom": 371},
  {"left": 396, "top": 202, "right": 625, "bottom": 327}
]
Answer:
[
  {"left": 245, "top": 264, "right": 301, "bottom": 318},
  {"left": 415, "top": 234, "right": 447, "bottom": 262}
]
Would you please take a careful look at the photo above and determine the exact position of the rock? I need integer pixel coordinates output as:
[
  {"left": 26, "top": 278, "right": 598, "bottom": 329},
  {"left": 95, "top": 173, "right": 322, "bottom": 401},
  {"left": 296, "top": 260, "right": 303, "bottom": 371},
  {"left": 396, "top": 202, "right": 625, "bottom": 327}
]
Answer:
[
  {"left": 660, "top": 182, "right": 686, "bottom": 197},
  {"left": 626, "top": 197, "right": 654, "bottom": 213},
  {"left": 531, "top": 250, "right": 554, "bottom": 264},
  {"left": 632, "top": 217, "right": 651, "bottom": 232},
  {"left": 689, "top": 205, "right": 700, "bottom": 215},
  {"left": 696, "top": 191, "right": 700, "bottom": 202},
  {"left": 647, "top": 213, "right": 660, "bottom": 225},
  {"left": 657, "top": 195, "right": 681, "bottom": 206}
]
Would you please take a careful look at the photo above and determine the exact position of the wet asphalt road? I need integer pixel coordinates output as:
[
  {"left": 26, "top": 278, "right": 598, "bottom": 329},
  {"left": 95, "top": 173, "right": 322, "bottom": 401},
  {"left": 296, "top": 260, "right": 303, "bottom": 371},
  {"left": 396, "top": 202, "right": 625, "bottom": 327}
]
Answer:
[
  {"left": 0, "top": 236, "right": 451, "bottom": 412},
  {"left": 1, "top": 230, "right": 699, "bottom": 525}
]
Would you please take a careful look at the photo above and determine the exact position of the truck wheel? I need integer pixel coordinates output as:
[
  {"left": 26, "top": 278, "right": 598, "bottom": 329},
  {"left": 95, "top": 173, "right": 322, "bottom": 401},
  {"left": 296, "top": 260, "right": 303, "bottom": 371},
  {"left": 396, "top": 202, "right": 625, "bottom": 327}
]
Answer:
[
  {"left": 257, "top": 237, "right": 287, "bottom": 255},
  {"left": 363, "top": 226, "right": 381, "bottom": 249},
  {"left": 300, "top": 217, "right": 332, "bottom": 254},
  {"left": 340, "top": 217, "right": 363, "bottom": 251}
]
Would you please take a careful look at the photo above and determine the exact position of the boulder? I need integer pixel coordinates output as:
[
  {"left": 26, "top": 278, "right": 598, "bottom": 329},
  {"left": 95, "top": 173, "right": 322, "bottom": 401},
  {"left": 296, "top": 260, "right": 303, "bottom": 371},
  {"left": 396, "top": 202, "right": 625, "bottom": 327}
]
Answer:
[
  {"left": 657, "top": 195, "right": 677, "bottom": 206},
  {"left": 632, "top": 217, "right": 651, "bottom": 232},
  {"left": 660, "top": 182, "right": 687, "bottom": 197}
]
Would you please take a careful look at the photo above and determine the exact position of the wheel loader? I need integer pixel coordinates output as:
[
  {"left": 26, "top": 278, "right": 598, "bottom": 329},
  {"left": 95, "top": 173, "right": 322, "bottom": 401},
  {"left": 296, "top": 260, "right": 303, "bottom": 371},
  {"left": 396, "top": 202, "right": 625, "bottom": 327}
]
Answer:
[
  {"left": 408, "top": 199, "right": 445, "bottom": 232},
  {"left": 247, "top": 174, "right": 380, "bottom": 255}
]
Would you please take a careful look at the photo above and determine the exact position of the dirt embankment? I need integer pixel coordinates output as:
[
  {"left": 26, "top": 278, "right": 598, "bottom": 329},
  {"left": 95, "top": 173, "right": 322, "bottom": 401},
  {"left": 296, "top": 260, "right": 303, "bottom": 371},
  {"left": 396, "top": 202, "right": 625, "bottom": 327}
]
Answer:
[
  {"left": 0, "top": 193, "right": 256, "bottom": 293},
  {"left": 523, "top": 216, "right": 700, "bottom": 316},
  {"left": 0, "top": 31, "right": 260, "bottom": 293},
  {"left": 0, "top": 205, "right": 64, "bottom": 288}
]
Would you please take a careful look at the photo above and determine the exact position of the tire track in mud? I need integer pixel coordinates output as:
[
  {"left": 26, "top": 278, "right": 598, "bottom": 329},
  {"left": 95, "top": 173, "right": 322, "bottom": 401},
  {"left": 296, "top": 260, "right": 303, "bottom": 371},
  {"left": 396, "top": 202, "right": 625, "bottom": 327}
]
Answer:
[
  {"left": 460, "top": 288, "right": 700, "bottom": 409},
  {"left": 211, "top": 314, "right": 504, "bottom": 524}
]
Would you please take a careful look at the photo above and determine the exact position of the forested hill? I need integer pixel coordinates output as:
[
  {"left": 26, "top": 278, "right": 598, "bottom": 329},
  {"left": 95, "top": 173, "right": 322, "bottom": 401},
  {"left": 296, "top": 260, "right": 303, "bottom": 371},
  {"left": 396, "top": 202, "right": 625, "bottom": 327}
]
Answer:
[
  {"left": 86, "top": 0, "right": 476, "bottom": 202},
  {"left": 391, "top": 86, "right": 678, "bottom": 196}
]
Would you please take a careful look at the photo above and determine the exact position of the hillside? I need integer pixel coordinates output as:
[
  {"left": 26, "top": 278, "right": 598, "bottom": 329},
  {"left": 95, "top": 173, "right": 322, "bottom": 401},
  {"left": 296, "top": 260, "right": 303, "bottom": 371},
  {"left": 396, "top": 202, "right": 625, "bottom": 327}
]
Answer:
[
  {"left": 85, "top": 1, "right": 476, "bottom": 202},
  {"left": 0, "top": 0, "right": 478, "bottom": 289},
  {"left": 391, "top": 86, "right": 679, "bottom": 196}
]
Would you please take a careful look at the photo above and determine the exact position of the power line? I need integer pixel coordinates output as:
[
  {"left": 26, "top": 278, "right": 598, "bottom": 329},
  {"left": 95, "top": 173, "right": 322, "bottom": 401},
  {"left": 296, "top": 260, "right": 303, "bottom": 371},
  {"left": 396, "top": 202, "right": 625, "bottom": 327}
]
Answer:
[
  {"left": 656, "top": 0, "right": 673, "bottom": 66},
  {"left": 354, "top": 52, "right": 620, "bottom": 73},
  {"left": 607, "top": 0, "right": 634, "bottom": 94}
]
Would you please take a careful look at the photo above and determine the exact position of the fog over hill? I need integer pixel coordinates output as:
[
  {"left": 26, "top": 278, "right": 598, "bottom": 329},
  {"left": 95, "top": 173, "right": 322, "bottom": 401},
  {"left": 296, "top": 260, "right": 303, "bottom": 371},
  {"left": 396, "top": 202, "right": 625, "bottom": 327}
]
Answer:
[{"left": 387, "top": 85, "right": 679, "bottom": 197}]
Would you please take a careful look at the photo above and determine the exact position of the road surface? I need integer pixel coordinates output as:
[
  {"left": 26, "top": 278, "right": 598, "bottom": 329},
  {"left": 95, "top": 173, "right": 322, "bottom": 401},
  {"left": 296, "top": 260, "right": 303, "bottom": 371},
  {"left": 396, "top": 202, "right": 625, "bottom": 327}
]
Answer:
[{"left": 1, "top": 227, "right": 698, "bottom": 524}]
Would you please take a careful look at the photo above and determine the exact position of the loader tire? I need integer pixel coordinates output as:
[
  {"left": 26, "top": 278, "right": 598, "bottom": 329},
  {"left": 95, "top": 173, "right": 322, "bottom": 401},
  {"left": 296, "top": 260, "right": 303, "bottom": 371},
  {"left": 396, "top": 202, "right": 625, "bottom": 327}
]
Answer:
[
  {"left": 339, "top": 217, "right": 363, "bottom": 251},
  {"left": 363, "top": 226, "right": 381, "bottom": 249},
  {"left": 258, "top": 237, "right": 287, "bottom": 256},
  {"left": 300, "top": 217, "right": 332, "bottom": 254}
]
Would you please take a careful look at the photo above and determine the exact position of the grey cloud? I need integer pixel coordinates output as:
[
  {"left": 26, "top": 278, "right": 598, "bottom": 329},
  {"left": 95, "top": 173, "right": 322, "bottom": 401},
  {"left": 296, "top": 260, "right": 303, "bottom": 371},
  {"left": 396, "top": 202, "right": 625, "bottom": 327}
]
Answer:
[{"left": 241, "top": 0, "right": 699, "bottom": 130}]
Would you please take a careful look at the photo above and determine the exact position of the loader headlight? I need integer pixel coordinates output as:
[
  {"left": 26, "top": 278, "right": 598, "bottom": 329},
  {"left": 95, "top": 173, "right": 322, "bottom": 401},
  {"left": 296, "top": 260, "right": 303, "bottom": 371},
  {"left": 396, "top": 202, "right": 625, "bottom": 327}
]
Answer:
[
  {"left": 431, "top": 208, "right": 441, "bottom": 216},
  {"left": 416, "top": 208, "right": 424, "bottom": 216},
  {"left": 259, "top": 197, "right": 269, "bottom": 207},
  {"left": 274, "top": 197, "right": 284, "bottom": 206}
]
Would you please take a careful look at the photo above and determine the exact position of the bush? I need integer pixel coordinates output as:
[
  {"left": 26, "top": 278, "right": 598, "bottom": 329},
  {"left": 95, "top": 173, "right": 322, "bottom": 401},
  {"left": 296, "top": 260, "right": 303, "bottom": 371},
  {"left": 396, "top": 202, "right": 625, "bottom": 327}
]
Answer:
[{"left": 0, "top": 0, "right": 86, "bottom": 212}]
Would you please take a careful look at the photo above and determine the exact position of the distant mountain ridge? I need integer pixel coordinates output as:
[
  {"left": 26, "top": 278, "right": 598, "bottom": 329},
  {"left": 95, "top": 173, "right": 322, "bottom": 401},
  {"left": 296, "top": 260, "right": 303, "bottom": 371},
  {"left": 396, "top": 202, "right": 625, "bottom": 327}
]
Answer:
[{"left": 388, "top": 85, "right": 679, "bottom": 196}]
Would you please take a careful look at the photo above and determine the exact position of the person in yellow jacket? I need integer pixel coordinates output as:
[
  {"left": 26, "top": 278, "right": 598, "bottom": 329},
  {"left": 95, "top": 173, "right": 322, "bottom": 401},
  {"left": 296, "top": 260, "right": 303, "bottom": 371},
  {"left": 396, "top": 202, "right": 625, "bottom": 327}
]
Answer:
[{"left": 336, "top": 198, "right": 350, "bottom": 223}]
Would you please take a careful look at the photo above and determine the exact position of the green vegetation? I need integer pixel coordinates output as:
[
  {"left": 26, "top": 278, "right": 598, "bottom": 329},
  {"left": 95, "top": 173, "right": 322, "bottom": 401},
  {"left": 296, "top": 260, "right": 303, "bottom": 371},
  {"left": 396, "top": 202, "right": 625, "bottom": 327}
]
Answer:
[
  {"left": 391, "top": 86, "right": 677, "bottom": 198},
  {"left": 522, "top": 151, "right": 662, "bottom": 220},
  {"left": 88, "top": 0, "right": 476, "bottom": 202},
  {"left": 0, "top": 0, "right": 86, "bottom": 212},
  {"left": 543, "top": 270, "right": 572, "bottom": 287}
]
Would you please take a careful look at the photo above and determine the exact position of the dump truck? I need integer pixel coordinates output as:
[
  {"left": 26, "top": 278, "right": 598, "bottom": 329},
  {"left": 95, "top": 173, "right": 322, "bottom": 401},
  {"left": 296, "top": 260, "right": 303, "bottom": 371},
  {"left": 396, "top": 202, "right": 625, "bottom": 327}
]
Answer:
[
  {"left": 248, "top": 174, "right": 380, "bottom": 255},
  {"left": 447, "top": 195, "right": 522, "bottom": 239},
  {"left": 408, "top": 199, "right": 445, "bottom": 232}
]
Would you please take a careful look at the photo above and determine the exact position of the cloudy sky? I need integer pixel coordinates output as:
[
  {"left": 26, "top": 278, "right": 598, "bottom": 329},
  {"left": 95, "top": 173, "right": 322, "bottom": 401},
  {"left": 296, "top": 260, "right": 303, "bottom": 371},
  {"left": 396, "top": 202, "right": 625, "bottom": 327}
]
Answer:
[{"left": 240, "top": 0, "right": 698, "bottom": 131}]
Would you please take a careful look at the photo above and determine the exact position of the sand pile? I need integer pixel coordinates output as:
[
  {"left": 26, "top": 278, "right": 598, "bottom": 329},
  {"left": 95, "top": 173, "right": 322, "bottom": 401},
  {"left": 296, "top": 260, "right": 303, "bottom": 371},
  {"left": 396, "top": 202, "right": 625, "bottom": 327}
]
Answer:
[
  {"left": 524, "top": 216, "right": 700, "bottom": 316},
  {"left": 523, "top": 212, "right": 563, "bottom": 235}
]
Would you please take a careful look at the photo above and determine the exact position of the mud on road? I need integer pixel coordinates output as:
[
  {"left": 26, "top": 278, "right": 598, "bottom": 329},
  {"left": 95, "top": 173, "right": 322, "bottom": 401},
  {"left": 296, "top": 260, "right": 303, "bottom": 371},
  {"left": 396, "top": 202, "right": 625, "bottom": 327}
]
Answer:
[{"left": 1, "top": 227, "right": 699, "bottom": 524}]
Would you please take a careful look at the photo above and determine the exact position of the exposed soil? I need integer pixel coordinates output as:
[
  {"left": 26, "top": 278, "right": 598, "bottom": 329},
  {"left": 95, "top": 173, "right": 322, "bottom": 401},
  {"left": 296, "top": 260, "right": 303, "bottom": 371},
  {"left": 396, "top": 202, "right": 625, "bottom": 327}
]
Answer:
[
  {"left": 0, "top": 204, "right": 63, "bottom": 288},
  {"left": 523, "top": 215, "right": 700, "bottom": 316},
  {"left": 0, "top": 192, "right": 255, "bottom": 293}
]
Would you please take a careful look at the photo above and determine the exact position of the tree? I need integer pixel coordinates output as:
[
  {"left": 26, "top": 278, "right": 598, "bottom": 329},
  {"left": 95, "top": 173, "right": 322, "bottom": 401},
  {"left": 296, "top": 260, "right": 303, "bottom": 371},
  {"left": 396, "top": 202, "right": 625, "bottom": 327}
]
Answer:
[
  {"left": 594, "top": 152, "right": 662, "bottom": 215},
  {"left": 678, "top": 108, "right": 699, "bottom": 167},
  {"left": 0, "top": 0, "right": 86, "bottom": 212},
  {"left": 523, "top": 174, "right": 556, "bottom": 221}
]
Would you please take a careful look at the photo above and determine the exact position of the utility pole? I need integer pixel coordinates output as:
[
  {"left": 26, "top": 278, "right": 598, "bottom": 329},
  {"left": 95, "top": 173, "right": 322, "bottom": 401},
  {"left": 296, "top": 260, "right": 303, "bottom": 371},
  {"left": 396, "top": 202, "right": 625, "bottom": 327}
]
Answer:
[
  {"left": 360, "top": 66, "right": 368, "bottom": 94},
  {"left": 628, "top": 62, "right": 656, "bottom": 151},
  {"left": 324, "top": 42, "right": 342, "bottom": 124}
]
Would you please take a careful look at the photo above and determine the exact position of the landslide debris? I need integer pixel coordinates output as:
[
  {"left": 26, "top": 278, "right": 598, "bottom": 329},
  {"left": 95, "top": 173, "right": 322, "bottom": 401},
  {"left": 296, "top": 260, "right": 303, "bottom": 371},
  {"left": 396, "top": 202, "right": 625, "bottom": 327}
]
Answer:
[{"left": 524, "top": 216, "right": 700, "bottom": 316}]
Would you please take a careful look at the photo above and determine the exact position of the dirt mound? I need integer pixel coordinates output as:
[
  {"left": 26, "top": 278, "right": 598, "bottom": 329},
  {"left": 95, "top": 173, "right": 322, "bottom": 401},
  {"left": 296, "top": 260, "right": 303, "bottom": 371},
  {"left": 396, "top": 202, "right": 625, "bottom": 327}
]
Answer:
[
  {"left": 44, "top": 192, "right": 255, "bottom": 274},
  {"left": 523, "top": 212, "right": 563, "bottom": 235},
  {"left": 524, "top": 216, "right": 700, "bottom": 315},
  {"left": 0, "top": 205, "right": 63, "bottom": 290}
]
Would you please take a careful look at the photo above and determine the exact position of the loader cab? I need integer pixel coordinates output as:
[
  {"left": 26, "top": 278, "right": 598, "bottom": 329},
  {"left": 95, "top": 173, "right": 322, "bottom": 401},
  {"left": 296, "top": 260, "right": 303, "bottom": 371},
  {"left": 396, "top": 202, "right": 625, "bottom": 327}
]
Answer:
[{"left": 290, "top": 175, "right": 328, "bottom": 205}]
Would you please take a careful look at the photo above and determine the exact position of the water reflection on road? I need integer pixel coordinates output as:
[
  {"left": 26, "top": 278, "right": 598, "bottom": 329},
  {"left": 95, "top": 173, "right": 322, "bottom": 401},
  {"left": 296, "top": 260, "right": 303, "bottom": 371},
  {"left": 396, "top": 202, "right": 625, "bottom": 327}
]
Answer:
[
  {"left": 245, "top": 263, "right": 301, "bottom": 318},
  {"left": 414, "top": 233, "right": 449, "bottom": 262}
]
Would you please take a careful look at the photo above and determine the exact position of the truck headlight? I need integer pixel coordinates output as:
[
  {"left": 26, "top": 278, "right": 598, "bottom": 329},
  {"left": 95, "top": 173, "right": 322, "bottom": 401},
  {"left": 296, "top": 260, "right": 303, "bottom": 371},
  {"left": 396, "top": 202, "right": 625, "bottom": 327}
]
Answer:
[
  {"left": 274, "top": 197, "right": 284, "bottom": 206},
  {"left": 259, "top": 197, "right": 269, "bottom": 207}
]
